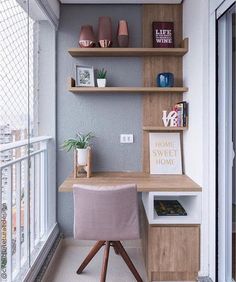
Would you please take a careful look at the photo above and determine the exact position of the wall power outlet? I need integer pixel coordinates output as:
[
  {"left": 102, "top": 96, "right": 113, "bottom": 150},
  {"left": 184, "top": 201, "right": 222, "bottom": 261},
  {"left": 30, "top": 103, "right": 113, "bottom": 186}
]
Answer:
[{"left": 120, "top": 134, "right": 134, "bottom": 144}]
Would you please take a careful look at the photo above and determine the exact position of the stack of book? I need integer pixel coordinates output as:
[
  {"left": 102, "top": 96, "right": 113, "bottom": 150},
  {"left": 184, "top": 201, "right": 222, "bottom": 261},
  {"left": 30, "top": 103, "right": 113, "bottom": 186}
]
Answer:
[
  {"left": 173, "top": 101, "right": 188, "bottom": 127},
  {"left": 154, "top": 200, "right": 187, "bottom": 216}
]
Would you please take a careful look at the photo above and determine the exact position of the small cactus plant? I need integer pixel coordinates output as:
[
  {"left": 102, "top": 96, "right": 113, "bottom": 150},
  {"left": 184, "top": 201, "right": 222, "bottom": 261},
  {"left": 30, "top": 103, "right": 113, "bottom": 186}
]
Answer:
[{"left": 97, "top": 68, "right": 107, "bottom": 79}]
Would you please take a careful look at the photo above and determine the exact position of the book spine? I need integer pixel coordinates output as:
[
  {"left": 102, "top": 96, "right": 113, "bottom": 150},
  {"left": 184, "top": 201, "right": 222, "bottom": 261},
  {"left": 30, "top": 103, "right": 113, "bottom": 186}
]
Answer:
[
  {"left": 183, "top": 102, "right": 187, "bottom": 127},
  {"left": 173, "top": 101, "right": 188, "bottom": 128},
  {"left": 176, "top": 101, "right": 188, "bottom": 128},
  {"left": 182, "top": 101, "right": 188, "bottom": 127},
  {"left": 179, "top": 105, "right": 182, "bottom": 127},
  {"left": 177, "top": 103, "right": 183, "bottom": 127}
]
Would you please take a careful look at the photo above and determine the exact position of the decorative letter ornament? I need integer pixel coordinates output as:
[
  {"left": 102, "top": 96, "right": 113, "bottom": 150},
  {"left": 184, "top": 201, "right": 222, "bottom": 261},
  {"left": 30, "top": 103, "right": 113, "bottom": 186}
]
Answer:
[{"left": 162, "top": 110, "right": 178, "bottom": 127}]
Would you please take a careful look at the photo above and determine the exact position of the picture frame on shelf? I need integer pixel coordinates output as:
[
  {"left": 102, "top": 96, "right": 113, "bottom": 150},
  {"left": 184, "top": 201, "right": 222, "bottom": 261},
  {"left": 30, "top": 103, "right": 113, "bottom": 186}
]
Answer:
[
  {"left": 75, "top": 65, "right": 95, "bottom": 87},
  {"left": 152, "top": 22, "right": 174, "bottom": 48},
  {"left": 149, "top": 132, "right": 182, "bottom": 174}
]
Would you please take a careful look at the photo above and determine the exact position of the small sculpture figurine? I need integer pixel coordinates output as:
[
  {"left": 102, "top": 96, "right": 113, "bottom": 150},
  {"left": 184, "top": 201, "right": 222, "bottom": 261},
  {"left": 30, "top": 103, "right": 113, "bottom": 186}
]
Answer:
[{"left": 162, "top": 110, "right": 178, "bottom": 127}]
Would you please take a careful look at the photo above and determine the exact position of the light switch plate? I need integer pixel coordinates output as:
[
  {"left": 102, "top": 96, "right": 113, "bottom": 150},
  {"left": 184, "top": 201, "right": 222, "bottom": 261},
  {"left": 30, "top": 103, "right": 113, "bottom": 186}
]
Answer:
[{"left": 120, "top": 134, "right": 134, "bottom": 144}]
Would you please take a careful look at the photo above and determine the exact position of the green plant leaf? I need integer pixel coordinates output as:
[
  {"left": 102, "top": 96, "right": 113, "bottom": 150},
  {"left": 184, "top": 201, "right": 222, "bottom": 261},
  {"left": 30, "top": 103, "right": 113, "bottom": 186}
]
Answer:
[
  {"left": 97, "top": 68, "right": 107, "bottom": 79},
  {"left": 62, "top": 132, "right": 94, "bottom": 152}
]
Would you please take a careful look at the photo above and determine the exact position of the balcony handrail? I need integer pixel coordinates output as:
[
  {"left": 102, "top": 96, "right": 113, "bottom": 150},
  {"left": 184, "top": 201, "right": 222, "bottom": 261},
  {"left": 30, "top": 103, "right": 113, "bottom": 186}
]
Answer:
[
  {"left": 0, "top": 135, "right": 52, "bottom": 280},
  {"left": 0, "top": 136, "right": 52, "bottom": 152},
  {"left": 0, "top": 148, "right": 46, "bottom": 169}
]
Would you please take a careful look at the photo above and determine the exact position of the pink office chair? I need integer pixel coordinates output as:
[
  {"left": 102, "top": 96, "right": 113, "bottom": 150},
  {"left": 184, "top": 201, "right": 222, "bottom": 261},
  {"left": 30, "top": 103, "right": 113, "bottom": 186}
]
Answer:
[{"left": 73, "top": 184, "right": 143, "bottom": 282}]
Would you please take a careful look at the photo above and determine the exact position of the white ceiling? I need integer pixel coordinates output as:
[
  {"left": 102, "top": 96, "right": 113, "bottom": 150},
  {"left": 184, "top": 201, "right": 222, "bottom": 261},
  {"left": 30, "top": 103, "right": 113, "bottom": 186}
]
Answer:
[{"left": 60, "top": 0, "right": 182, "bottom": 4}]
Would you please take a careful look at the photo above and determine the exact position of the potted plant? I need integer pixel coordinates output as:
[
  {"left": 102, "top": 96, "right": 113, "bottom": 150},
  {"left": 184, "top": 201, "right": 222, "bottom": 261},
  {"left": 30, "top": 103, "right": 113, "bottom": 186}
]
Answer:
[
  {"left": 62, "top": 132, "right": 93, "bottom": 166},
  {"left": 97, "top": 68, "right": 107, "bottom": 87}
]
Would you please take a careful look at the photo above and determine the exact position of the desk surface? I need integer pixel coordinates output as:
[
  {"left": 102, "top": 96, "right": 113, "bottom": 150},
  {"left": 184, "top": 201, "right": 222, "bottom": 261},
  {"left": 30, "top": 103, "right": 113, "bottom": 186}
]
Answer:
[{"left": 59, "top": 172, "right": 202, "bottom": 192}]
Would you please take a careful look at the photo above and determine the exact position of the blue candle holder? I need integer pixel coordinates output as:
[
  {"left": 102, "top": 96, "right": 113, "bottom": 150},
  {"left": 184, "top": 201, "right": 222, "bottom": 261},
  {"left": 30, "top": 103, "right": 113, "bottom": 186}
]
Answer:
[{"left": 157, "top": 72, "right": 174, "bottom": 87}]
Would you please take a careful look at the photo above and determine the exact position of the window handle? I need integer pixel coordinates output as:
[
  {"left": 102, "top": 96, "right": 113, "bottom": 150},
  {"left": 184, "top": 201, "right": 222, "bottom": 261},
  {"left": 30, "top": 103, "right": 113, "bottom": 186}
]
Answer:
[{"left": 231, "top": 141, "right": 235, "bottom": 167}]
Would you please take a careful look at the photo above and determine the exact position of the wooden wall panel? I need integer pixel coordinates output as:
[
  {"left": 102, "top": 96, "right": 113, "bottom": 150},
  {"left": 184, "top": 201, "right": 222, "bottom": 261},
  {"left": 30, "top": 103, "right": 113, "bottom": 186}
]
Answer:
[
  {"left": 143, "top": 57, "right": 183, "bottom": 87},
  {"left": 142, "top": 4, "right": 183, "bottom": 172},
  {"left": 141, "top": 7, "right": 199, "bottom": 281},
  {"left": 142, "top": 4, "right": 183, "bottom": 48}
]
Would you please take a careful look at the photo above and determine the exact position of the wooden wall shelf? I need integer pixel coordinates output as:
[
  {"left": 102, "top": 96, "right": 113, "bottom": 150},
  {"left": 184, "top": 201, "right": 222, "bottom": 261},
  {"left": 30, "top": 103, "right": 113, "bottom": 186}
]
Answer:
[
  {"left": 143, "top": 126, "right": 187, "bottom": 131},
  {"left": 68, "top": 38, "right": 188, "bottom": 57},
  {"left": 69, "top": 87, "right": 188, "bottom": 94},
  {"left": 69, "top": 78, "right": 188, "bottom": 94}
]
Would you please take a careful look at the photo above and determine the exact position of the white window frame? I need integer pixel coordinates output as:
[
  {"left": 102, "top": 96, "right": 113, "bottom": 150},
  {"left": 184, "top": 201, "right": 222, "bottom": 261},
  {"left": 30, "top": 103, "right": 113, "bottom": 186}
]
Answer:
[{"left": 217, "top": 2, "right": 236, "bottom": 281}]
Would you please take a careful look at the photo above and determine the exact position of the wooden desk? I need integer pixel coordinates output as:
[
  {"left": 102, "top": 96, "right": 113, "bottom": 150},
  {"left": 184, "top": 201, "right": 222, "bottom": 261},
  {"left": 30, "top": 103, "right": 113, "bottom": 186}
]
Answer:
[
  {"left": 59, "top": 171, "right": 201, "bottom": 193},
  {"left": 59, "top": 171, "right": 202, "bottom": 281}
]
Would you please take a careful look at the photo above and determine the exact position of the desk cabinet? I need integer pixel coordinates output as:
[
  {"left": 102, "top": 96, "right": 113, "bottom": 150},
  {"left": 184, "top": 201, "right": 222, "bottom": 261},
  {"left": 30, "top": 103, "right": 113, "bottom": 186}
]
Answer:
[{"left": 141, "top": 204, "right": 200, "bottom": 282}]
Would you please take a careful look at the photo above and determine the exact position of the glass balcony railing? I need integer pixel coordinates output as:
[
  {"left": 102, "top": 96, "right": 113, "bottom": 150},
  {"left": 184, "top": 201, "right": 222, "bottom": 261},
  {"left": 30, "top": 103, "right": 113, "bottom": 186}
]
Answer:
[{"left": 0, "top": 136, "right": 52, "bottom": 281}]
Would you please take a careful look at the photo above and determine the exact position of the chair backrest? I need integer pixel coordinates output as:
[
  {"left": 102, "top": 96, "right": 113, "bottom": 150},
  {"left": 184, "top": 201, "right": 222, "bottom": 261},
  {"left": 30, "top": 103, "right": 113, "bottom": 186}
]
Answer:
[{"left": 73, "top": 184, "right": 140, "bottom": 241}]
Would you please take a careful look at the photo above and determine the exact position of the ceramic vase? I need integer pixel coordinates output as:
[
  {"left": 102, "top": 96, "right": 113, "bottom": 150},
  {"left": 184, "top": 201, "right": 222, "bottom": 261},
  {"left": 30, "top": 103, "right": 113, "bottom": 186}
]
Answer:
[
  {"left": 117, "top": 20, "right": 129, "bottom": 47},
  {"left": 76, "top": 148, "right": 88, "bottom": 165},
  {"left": 157, "top": 72, "right": 174, "bottom": 87},
  {"left": 98, "top": 16, "right": 112, "bottom": 48},
  {"left": 79, "top": 25, "right": 96, "bottom": 48}
]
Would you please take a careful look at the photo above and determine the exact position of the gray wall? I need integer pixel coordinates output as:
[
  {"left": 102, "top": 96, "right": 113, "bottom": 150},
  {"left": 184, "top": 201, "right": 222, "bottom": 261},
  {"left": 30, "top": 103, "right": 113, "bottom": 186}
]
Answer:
[{"left": 57, "top": 4, "right": 142, "bottom": 236}]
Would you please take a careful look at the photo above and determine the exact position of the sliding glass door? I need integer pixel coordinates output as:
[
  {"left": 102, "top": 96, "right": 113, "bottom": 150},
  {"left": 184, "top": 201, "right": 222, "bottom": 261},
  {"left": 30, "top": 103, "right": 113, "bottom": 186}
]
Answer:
[{"left": 217, "top": 2, "right": 236, "bottom": 281}]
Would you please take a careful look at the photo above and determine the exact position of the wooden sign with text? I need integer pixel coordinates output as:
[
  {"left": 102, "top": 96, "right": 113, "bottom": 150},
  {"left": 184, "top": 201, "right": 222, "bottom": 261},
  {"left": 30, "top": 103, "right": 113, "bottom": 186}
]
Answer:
[
  {"left": 152, "top": 22, "right": 174, "bottom": 48},
  {"left": 149, "top": 132, "right": 182, "bottom": 174}
]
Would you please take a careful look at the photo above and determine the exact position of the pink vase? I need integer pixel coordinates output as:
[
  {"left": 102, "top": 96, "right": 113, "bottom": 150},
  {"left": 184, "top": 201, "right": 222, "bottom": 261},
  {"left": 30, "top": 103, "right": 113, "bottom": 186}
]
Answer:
[
  {"left": 117, "top": 20, "right": 129, "bottom": 47},
  {"left": 98, "top": 17, "right": 112, "bottom": 48},
  {"left": 79, "top": 25, "right": 96, "bottom": 48}
]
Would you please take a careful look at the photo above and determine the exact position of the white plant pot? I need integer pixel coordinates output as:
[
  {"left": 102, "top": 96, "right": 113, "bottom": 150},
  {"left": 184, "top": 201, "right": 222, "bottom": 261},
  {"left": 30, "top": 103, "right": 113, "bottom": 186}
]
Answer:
[
  {"left": 97, "top": 78, "right": 106, "bottom": 88},
  {"left": 76, "top": 148, "right": 88, "bottom": 166}
]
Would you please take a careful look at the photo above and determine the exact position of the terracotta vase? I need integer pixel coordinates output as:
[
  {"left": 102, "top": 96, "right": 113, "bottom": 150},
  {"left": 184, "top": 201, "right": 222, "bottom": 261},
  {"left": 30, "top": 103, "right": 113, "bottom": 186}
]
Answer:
[
  {"left": 117, "top": 20, "right": 129, "bottom": 47},
  {"left": 98, "top": 16, "right": 112, "bottom": 48},
  {"left": 79, "top": 25, "right": 96, "bottom": 48}
]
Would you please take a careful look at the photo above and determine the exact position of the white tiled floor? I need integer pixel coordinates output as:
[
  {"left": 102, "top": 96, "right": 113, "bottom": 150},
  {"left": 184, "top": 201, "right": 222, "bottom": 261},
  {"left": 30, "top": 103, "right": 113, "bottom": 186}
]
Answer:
[{"left": 43, "top": 242, "right": 148, "bottom": 282}]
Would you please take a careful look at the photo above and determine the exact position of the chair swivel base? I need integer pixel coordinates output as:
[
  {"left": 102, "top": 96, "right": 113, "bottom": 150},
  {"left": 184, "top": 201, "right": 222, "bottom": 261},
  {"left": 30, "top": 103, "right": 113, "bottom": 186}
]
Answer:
[{"left": 76, "top": 240, "right": 143, "bottom": 282}]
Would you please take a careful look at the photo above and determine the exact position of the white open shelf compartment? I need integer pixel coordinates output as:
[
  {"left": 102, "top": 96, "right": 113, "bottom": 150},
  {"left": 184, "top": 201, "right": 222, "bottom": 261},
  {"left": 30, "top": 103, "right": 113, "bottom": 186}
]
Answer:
[{"left": 142, "top": 191, "right": 202, "bottom": 225}]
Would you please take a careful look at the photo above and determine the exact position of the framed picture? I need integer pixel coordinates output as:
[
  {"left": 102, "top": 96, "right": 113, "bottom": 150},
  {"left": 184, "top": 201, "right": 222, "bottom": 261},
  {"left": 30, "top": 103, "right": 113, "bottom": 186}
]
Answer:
[
  {"left": 152, "top": 22, "right": 174, "bottom": 48},
  {"left": 75, "top": 65, "right": 95, "bottom": 87},
  {"left": 149, "top": 132, "right": 182, "bottom": 174}
]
